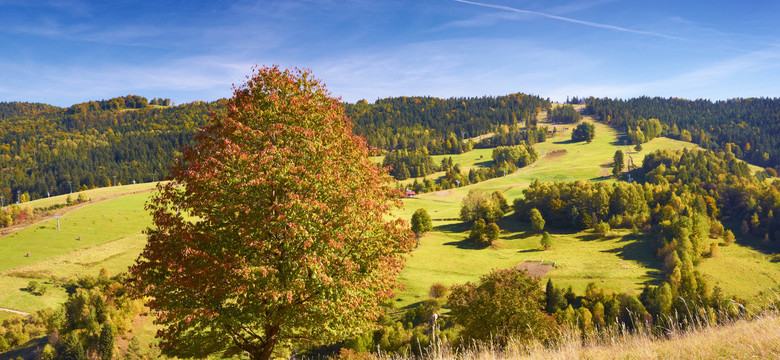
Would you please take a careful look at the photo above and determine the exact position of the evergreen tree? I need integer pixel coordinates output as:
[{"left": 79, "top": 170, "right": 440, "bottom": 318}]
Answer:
[
  {"left": 59, "top": 334, "right": 86, "bottom": 360},
  {"left": 99, "top": 323, "right": 115, "bottom": 360}
]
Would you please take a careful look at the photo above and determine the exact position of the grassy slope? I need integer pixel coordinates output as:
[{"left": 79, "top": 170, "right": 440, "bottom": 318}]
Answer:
[
  {"left": 0, "top": 189, "right": 153, "bottom": 313},
  {"left": 13, "top": 182, "right": 159, "bottom": 211},
  {"left": 393, "top": 116, "right": 780, "bottom": 308}
]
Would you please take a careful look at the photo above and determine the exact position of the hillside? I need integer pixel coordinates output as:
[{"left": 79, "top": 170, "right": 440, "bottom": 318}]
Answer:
[
  {"left": 1, "top": 101, "right": 779, "bottom": 358},
  {"left": 392, "top": 114, "right": 779, "bottom": 308},
  {"left": 0, "top": 94, "right": 550, "bottom": 201}
]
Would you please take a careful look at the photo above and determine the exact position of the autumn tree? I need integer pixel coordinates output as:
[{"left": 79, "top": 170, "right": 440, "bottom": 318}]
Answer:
[
  {"left": 459, "top": 189, "right": 504, "bottom": 223},
  {"left": 129, "top": 66, "right": 414, "bottom": 360}
]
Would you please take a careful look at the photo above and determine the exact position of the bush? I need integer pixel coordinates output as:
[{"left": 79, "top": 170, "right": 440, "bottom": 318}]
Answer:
[
  {"left": 429, "top": 283, "right": 449, "bottom": 299},
  {"left": 723, "top": 229, "right": 735, "bottom": 246},
  {"left": 447, "top": 268, "right": 558, "bottom": 345},
  {"left": 594, "top": 221, "right": 611, "bottom": 236},
  {"left": 403, "top": 299, "right": 441, "bottom": 326}
]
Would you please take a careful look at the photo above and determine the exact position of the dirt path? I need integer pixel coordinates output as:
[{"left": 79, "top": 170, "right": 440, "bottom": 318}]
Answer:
[{"left": 0, "top": 307, "right": 30, "bottom": 316}]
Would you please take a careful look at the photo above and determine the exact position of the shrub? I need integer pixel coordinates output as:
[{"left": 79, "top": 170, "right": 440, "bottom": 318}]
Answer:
[
  {"left": 429, "top": 283, "right": 449, "bottom": 299},
  {"left": 594, "top": 221, "right": 611, "bottom": 236},
  {"left": 447, "top": 268, "right": 557, "bottom": 345},
  {"left": 723, "top": 229, "right": 735, "bottom": 246}
]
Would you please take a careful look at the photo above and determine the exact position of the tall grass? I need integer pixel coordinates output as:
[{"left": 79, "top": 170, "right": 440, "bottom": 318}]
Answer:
[{"left": 376, "top": 297, "right": 780, "bottom": 360}]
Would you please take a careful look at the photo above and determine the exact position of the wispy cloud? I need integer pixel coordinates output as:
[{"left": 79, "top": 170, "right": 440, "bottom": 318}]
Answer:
[
  {"left": 453, "top": 0, "right": 684, "bottom": 40},
  {"left": 544, "top": 0, "right": 618, "bottom": 16}
]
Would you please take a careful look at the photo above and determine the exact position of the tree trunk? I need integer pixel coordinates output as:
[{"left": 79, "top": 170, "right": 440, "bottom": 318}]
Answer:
[{"left": 249, "top": 325, "right": 279, "bottom": 360}]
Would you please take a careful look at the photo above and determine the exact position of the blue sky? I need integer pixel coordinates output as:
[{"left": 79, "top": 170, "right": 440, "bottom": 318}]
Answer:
[{"left": 2, "top": 0, "right": 780, "bottom": 106}]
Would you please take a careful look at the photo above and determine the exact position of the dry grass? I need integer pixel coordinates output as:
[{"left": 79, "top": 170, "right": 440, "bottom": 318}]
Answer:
[
  {"left": 388, "top": 310, "right": 780, "bottom": 360},
  {"left": 516, "top": 315, "right": 780, "bottom": 359}
]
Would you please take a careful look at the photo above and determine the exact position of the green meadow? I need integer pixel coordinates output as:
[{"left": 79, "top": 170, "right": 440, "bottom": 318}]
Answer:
[
  {"left": 0, "top": 191, "right": 153, "bottom": 313},
  {"left": 392, "top": 116, "right": 780, "bottom": 308}
]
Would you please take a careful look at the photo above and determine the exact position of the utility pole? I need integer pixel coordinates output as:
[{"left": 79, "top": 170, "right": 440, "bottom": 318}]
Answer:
[
  {"left": 55, "top": 215, "right": 60, "bottom": 230},
  {"left": 0, "top": 195, "right": 4, "bottom": 207},
  {"left": 17, "top": 190, "right": 20, "bottom": 204},
  {"left": 68, "top": 181, "right": 72, "bottom": 194},
  {"left": 113, "top": 175, "right": 117, "bottom": 187}
]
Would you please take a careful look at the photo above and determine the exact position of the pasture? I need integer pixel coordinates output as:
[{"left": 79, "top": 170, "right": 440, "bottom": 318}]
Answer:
[{"left": 0, "top": 191, "right": 153, "bottom": 313}]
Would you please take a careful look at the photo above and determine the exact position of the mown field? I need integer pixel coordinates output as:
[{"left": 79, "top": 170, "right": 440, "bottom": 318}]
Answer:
[{"left": 0, "top": 115, "right": 777, "bottom": 323}]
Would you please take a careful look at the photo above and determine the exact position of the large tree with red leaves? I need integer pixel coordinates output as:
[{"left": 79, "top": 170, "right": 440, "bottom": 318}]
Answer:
[{"left": 130, "top": 66, "right": 414, "bottom": 360}]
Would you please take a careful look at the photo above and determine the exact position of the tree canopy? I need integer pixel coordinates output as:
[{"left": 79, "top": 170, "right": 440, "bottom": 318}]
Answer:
[{"left": 129, "top": 66, "right": 414, "bottom": 360}]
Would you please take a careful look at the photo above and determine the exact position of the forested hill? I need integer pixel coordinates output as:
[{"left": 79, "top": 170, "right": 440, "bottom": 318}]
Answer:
[
  {"left": 1, "top": 94, "right": 549, "bottom": 200},
  {"left": 586, "top": 97, "right": 780, "bottom": 169},
  {"left": 0, "top": 96, "right": 222, "bottom": 201}
]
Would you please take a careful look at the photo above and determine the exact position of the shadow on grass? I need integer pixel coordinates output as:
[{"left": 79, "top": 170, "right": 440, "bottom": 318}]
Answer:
[
  {"left": 553, "top": 139, "right": 579, "bottom": 145},
  {"left": 518, "top": 248, "right": 542, "bottom": 253},
  {"left": 600, "top": 233, "right": 664, "bottom": 285},
  {"left": 590, "top": 175, "right": 613, "bottom": 181},
  {"left": 720, "top": 219, "right": 780, "bottom": 255},
  {"left": 433, "top": 221, "right": 470, "bottom": 233},
  {"left": 473, "top": 160, "right": 494, "bottom": 168},
  {"left": 0, "top": 336, "right": 46, "bottom": 360},
  {"left": 443, "top": 238, "right": 490, "bottom": 250},
  {"left": 578, "top": 233, "right": 603, "bottom": 242}
]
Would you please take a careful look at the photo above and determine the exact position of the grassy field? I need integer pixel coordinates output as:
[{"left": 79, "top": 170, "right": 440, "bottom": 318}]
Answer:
[
  {"left": 10, "top": 181, "right": 161, "bottom": 211},
  {"left": 0, "top": 191, "right": 153, "bottom": 313},
  {"left": 392, "top": 115, "right": 779, "bottom": 307}
]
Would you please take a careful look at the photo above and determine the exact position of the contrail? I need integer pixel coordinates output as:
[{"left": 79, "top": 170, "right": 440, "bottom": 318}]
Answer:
[{"left": 453, "top": 0, "right": 683, "bottom": 40}]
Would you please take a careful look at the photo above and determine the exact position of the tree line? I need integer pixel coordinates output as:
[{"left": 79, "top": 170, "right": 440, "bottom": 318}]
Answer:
[
  {"left": 587, "top": 96, "right": 780, "bottom": 168},
  {"left": 344, "top": 94, "right": 549, "bottom": 153},
  {"left": 0, "top": 93, "right": 549, "bottom": 200}
]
